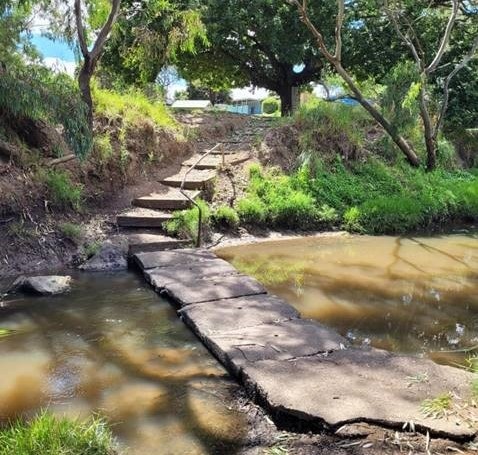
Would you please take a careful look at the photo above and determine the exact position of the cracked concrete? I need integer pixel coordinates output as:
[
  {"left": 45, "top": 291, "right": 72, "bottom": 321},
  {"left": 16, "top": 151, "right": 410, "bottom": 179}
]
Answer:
[{"left": 133, "top": 248, "right": 478, "bottom": 441}]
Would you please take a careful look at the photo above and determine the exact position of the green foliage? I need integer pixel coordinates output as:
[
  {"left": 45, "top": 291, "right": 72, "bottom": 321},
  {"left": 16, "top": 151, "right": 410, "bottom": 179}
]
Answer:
[
  {"left": 83, "top": 241, "right": 101, "bottom": 258},
  {"left": 0, "top": 64, "right": 92, "bottom": 157},
  {"left": 59, "top": 222, "right": 84, "bottom": 244},
  {"left": 262, "top": 97, "right": 280, "bottom": 115},
  {"left": 0, "top": 411, "right": 115, "bottom": 455},
  {"left": 93, "top": 86, "right": 176, "bottom": 128},
  {"left": 93, "top": 133, "right": 113, "bottom": 161},
  {"left": 100, "top": 0, "right": 207, "bottom": 86},
  {"left": 295, "top": 99, "right": 370, "bottom": 162},
  {"left": 211, "top": 205, "right": 239, "bottom": 229},
  {"left": 41, "top": 170, "right": 84, "bottom": 212},
  {"left": 238, "top": 159, "right": 478, "bottom": 234},
  {"left": 420, "top": 393, "right": 452, "bottom": 419},
  {"left": 165, "top": 199, "right": 211, "bottom": 241}
]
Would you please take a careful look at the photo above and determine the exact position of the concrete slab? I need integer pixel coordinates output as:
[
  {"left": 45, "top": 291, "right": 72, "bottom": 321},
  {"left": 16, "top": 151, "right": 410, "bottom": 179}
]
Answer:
[
  {"left": 133, "top": 249, "right": 216, "bottom": 270},
  {"left": 128, "top": 234, "right": 190, "bottom": 255},
  {"left": 161, "top": 168, "right": 216, "bottom": 190},
  {"left": 162, "top": 274, "right": 266, "bottom": 306},
  {"left": 145, "top": 259, "right": 239, "bottom": 290},
  {"left": 198, "top": 319, "right": 345, "bottom": 374},
  {"left": 180, "top": 294, "right": 300, "bottom": 334},
  {"left": 241, "top": 348, "right": 478, "bottom": 439},
  {"left": 117, "top": 208, "right": 172, "bottom": 228},
  {"left": 132, "top": 189, "right": 200, "bottom": 210}
]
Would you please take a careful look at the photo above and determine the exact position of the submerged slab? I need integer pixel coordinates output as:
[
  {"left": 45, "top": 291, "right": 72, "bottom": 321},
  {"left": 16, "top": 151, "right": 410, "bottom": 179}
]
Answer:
[
  {"left": 162, "top": 274, "right": 266, "bottom": 306},
  {"left": 180, "top": 294, "right": 300, "bottom": 334},
  {"left": 241, "top": 348, "right": 478, "bottom": 439},
  {"left": 197, "top": 319, "right": 345, "bottom": 374},
  {"left": 134, "top": 249, "right": 216, "bottom": 270},
  {"left": 145, "top": 259, "right": 239, "bottom": 290}
]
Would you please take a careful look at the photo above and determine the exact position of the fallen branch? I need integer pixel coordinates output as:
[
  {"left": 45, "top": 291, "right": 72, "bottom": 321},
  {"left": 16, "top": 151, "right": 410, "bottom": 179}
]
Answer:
[{"left": 47, "top": 154, "right": 77, "bottom": 166}]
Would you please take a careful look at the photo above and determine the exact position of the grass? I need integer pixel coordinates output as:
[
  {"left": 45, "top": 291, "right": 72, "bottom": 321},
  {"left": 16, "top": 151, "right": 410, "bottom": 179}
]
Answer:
[
  {"left": 83, "top": 241, "right": 101, "bottom": 258},
  {"left": 236, "top": 160, "right": 478, "bottom": 234},
  {"left": 211, "top": 205, "right": 240, "bottom": 229},
  {"left": 93, "top": 87, "right": 176, "bottom": 129},
  {"left": 41, "top": 170, "right": 84, "bottom": 212},
  {"left": 0, "top": 412, "right": 116, "bottom": 455},
  {"left": 59, "top": 222, "right": 84, "bottom": 244},
  {"left": 165, "top": 199, "right": 211, "bottom": 242},
  {"left": 0, "top": 328, "right": 14, "bottom": 338},
  {"left": 420, "top": 393, "right": 453, "bottom": 419}
]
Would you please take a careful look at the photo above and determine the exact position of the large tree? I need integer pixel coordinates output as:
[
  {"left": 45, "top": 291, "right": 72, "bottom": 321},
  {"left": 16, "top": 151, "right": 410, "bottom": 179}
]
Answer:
[{"left": 180, "top": 0, "right": 337, "bottom": 115}]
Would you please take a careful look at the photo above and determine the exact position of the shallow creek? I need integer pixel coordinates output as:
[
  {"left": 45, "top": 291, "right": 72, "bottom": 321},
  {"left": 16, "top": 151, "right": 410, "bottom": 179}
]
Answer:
[
  {"left": 0, "top": 272, "right": 247, "bottom": 454},
  {"left": 217, "top": 231, "right": 478, "bottom": 365}
]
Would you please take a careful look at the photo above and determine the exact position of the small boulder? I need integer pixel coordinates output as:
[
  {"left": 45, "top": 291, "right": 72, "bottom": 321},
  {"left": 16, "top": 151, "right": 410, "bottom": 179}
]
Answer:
[
  {"left": 79, "top": 241, "right": 127, "bottom": 272},
  {"left": 9, "top": 275, "right": 71, "bottom": 295}
]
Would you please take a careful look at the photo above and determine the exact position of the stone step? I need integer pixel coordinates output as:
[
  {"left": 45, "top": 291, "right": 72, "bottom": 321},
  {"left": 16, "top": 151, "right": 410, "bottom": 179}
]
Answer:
[
  {"left": 161, "top": 168, "right": 216, "bottom": 190},
  {"left": 182, "top": 152, "right": 249, "bottom": 169},
  {"left": 117, "top": 208, "right": 172, "bottom": 228},
  {"left": 128, "top": 233, "right": 190, "bottom": 254},
  {"left": 132, "top": 189, "right": 200, "bottom": 210}
]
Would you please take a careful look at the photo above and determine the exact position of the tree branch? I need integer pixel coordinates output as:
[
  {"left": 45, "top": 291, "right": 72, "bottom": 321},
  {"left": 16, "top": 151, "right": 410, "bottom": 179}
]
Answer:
[
  {"left": 334, "top": 0, "right": 345, "bottom": 60},
  {"left": 426, "top": 0, "right": 459, "bottom": 74},
  {"left": 436, "top": 35, "right": 478, "bottom": 133},
  {"left": 74, "top": 0, "right": 89, "bottom": 59},
  {"left": 90, "top": 0, "right": 121, "bottom": 63}
]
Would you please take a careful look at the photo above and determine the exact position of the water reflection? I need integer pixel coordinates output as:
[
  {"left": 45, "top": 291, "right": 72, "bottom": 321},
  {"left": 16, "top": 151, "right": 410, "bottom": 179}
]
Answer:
[
  {"left": 217, "top": 232, "right": 478, "bottom": 363},
  {"left": 0, "top": 272, "right": 247, "bottom": 454}
]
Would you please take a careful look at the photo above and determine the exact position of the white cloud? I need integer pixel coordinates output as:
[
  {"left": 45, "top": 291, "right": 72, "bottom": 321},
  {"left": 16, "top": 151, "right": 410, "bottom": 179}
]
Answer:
[
  {"left": 231, "top": 86, "right": 269, "bottom": 101},
  {"left": 42, "top": 57, "right": 77, "bottom": 76}
]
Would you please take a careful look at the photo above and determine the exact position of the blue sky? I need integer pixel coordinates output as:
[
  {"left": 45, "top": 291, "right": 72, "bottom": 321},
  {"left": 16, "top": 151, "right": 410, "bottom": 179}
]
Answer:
[{"left": 31, "top": 34, "right": 76, "bottom": 62}]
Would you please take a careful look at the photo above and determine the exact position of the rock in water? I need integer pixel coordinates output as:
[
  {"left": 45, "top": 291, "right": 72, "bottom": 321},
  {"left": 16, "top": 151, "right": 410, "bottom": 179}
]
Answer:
[
  {"left": 9, "top": 275, "right": 71, "bottom": 295},
  {"left": 79, "top": 242, "right": 127, "bottom": 272}
]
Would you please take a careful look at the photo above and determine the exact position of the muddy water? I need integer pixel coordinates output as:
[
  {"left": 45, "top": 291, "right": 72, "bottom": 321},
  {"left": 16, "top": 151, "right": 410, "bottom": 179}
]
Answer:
[
  {"left": 0, "top": 272, "right": 247, "bottom": 454},
  {"left": 216, "top": 232, "right": 478, "bottom": 364}
]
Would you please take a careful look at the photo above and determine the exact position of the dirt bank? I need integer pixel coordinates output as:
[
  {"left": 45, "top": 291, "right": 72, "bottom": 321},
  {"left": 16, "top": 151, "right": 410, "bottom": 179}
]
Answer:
[{"left": 0, "top": 112, "right": 247, "bottom": 278}]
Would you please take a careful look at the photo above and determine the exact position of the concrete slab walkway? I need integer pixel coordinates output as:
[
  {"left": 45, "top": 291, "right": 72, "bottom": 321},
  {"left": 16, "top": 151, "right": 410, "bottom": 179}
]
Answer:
[{"left": 132, "top": 248, "right": 478, "bottom": 440}]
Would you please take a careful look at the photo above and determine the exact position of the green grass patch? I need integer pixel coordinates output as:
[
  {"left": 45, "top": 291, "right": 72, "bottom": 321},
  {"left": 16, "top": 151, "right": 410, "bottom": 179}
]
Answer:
[
  {"left": 236, "top": 159, "right": 478, "bottom": 234},
  {"left": 93, "top": 87, "right": 176, "bottom": 129},
  {"left": 420, "top": 393, "right": 452, "bottom": 419},
  {"left": 58, "top": 222, "right": 84, "bottom": 244},
  {"left": 41, "top": 170, "right": 84, "bottom": 212},
  {"left": 0, "top": 412, "right": 116, "bottom": 455},
  {"left": 165, "top": 199, "right": 211, "bottom": 242},
  {"left": 211, "top": 205, "right": 240, "bottom": 229}
]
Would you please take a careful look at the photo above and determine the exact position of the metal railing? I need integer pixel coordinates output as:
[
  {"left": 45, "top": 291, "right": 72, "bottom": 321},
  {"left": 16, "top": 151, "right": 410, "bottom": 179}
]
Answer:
[{"left": 179, "top": 143, "right": 223, "bottom": 248}]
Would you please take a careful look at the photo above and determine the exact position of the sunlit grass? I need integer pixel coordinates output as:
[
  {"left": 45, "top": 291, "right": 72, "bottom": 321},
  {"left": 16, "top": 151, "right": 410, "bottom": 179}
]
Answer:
[
  {"left": 93, "top": 87, "right": 176, "bottom": 129},
  {"left": 420, "top": 393, "right": 452, "bottom": 419},
  {"left": 0, "top": 412, "right": 116, "bottom": 455}
]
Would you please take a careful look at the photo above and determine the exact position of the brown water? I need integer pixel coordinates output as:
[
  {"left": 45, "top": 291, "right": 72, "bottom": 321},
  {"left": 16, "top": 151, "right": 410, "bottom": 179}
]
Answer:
[
  {"left": 216, "top": 232, "right": 478, "bottom": 364},
  {"left": 0, "top": 272, "right": 247, "bottom": 454}
]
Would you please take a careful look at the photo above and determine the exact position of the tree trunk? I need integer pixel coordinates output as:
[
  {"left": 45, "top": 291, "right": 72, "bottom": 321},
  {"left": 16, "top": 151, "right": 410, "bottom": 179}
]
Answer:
[
  {"left": 279, "top": 86, "right": 293, "bottom": 116},
  {"left": 78, "top": 63, "right": 93, "bottom": 129},
  {"left": 418, "top": 87, "right": 437, "bottom": 171}
]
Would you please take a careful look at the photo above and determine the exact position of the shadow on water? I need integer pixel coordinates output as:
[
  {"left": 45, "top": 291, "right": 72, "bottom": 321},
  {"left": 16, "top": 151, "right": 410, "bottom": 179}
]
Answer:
[
  {"left": 0, "top": 271, "right": 248, "bottom": 455},
  {"left": 216, "top": 231, "right": 478, "bottom": 363}
]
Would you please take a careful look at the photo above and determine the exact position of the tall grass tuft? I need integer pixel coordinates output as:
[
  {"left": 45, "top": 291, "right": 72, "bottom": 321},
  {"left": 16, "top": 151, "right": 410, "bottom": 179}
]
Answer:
[{"left": 0, "top": 412, "right": 116, "bottom": 455}]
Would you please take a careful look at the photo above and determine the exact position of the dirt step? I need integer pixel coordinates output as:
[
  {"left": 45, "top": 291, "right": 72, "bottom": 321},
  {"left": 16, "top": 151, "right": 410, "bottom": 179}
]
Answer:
[
  {"left": 161, "top": 168, "right": 216, "bottom": 190},
  {"left": 117, "top": 208, "right": 172, "bottom": 228},
  {"left": 132, "top": 189, "right": 200, "bottom": 210},
  {"left": 182, "top": 152, "right": 250, "bottom": 169},
  {"left": 128, "top": 233, "right": 190, "bottom": 254}
]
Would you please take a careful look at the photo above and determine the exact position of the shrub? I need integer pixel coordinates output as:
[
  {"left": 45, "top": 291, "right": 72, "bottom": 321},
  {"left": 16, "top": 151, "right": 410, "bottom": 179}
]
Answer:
[
  {"left": 262, "top": 97, "right": 280, "bottom": 115},
  {"left": 236, "top": 197, "right": 267, "bottom": 224},
  {"left": 59, "top": 222, "right": 84, "bottom": 244},
  {"left": 0, "top": 412, "right": 116, "bottom": 455},
  {"left": 165, "top": 199, "right": 211, "bottom": 242},
  {"left": 83, "top": 241, "right": 101, "bottom": 258},
  {"left": 0, "top": 64, "right": 91, "bottom": 157},
  {"left": 42, "top": 170, "right": 84, "bottom": 212},
  {"left": 212, "top": 205, "right": 240, "bottom": 229},
  {"left": 93, "top": 133, "right": 113, "bottom": 162}
]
